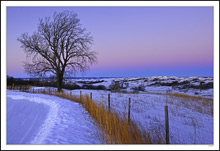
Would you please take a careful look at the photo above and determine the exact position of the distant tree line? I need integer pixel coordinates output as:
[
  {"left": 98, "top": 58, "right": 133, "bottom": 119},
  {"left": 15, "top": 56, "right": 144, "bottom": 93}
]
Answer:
[{"left": 7, "top": 75, "right": 106, "bottom": 90}]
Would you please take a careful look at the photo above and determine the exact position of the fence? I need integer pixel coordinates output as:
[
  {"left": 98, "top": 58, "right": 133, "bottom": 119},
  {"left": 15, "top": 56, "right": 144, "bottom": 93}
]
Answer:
[{"left": 7, "top": 85, "right": 213, "bottom": 144}]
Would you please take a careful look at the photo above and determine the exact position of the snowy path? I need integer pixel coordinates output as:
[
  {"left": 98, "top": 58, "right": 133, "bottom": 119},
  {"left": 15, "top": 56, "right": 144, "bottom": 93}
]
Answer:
[{"left": 7, "top": 90, "right": 101, "bottom": 144}]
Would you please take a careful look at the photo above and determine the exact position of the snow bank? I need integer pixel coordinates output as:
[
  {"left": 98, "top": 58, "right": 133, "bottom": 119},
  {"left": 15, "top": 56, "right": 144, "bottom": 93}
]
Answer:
[{"left": 7, "top": 90, "right": 101, "bottom": 144}]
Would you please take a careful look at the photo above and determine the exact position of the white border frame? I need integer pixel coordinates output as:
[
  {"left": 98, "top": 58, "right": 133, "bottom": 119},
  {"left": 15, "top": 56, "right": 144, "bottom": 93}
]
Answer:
[{"left": 1, "top": 1, "right": 219, "bottom": 150}]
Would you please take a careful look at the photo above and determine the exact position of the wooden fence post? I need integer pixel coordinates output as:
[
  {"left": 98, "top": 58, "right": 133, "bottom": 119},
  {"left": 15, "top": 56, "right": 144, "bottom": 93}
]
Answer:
[
  {"left": 80, "top": 91, "right": 82, "bottom": 101},
  {"left": 90, "top": 92, "right": 92, "bottom": 100},
  {"left": 165, "top": 105, "right": 169, "bottom": 144},
  {"left": 128, "top": 98, "right": 131, "bottom": 124},
  {"left": 108, "top": 94, "right": 110, "bottom": 111}
]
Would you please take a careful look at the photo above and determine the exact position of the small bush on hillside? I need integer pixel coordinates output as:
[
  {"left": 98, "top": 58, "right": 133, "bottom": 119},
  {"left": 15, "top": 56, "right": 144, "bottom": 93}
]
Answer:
[
  {"left": 82, "top": 84, "right": 106, "bottom": 90},
  {"left": 190, "top": 82, "right": 213, "bottom": 89},
  {"left": 63, "top": 83, "right": 81, "bottom": 90},
  {"left": 132, "top": 84, "right": 145, "bottom": 92},
  {"left": 77, "top": 80, "right": 105, "bottom": 84},
  {"left": 108, "top": 83, "right": 115, "bottom": 90}
]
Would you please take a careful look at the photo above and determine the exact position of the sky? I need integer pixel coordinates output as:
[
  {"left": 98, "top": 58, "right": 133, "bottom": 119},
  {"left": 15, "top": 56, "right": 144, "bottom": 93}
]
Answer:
[{"left": 6, "top": 7, "right": 213, "bottom": 78}]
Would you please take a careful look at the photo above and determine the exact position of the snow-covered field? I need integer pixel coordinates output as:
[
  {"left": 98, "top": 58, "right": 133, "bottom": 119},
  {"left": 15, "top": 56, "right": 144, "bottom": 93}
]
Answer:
[
  {"left": 68, "top": 89, "right": 213, "bottom": 144},
  {"left": 7, "top": 90, "right": 101, "bottom": 144},
  {"left": 6, "top": 76, "right": 213, "bottom": 144},
  {"left": 64, "top": 76, "right": 213, "bottom": 98}
]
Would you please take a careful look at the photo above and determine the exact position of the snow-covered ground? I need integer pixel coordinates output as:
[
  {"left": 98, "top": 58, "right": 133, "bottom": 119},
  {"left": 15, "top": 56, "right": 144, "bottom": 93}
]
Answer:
[
  {"left": 63, "top": 76, "right": 213, "bottom": 98},
  {"left": 7, "top": 90, "right": 101, "bottom": 144},
  {"left": 6, "top": 76, "right": 213, "bottom": 144},
  {"left": 67, "top": 89, "right": 213, "bottom": 144}
]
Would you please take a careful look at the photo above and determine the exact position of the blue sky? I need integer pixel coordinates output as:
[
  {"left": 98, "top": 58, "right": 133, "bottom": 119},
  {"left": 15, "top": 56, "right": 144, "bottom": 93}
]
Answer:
[{"left": 7, "top": 7, "right": 213, "bottom": 78}]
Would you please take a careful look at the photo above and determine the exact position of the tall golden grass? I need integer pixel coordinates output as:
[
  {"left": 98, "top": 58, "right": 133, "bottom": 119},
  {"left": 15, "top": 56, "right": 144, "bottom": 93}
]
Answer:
[
  {"left": 83, "top": 95, "right": 154, "bottom": 144},
  {"left": 165, "top": 93, "right": 212, "bottom": 102},
  {"left": 41, "top": 90, "right": 156, "bottom": 144},
  {"left": 7, "top": 86, "right": 163, "bottom": 143},
  {"left": 117, "top": 90, "right": 212, "bottom": 101}
]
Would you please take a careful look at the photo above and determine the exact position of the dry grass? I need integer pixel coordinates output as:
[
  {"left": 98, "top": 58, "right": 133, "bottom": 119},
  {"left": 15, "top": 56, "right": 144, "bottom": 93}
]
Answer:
[
  {"left": 109, "top": 91, "right": 213, "bottom": 114},
  {"left": 82, "top": 95, "right": 152, "bottom": 144},
  {"left": 167, "top": 93, "right": 213, "bottom": 115},
  {"left": 165, "top": 93, "right": 212, "bottom": 102},
  {"left": 39, "top": 90, "right": 158, "bottom": 144},
  {"left": 7, "top": 85, "right": 33, "bottom": 90},
  {"left": 7, "top": 85, "right": 212, "bottom": 144},
  {"left": 146, "top": 91, "right": 213, "bottom": 115},
  {"left": 145, "top": 91, "right": 212, "bottom": 101}
]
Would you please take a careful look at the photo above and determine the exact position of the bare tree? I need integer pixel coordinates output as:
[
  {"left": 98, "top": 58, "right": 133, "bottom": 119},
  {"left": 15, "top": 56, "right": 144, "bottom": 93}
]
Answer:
[{"left": 18, "top": 11, "right": 97, "bottom": 91}]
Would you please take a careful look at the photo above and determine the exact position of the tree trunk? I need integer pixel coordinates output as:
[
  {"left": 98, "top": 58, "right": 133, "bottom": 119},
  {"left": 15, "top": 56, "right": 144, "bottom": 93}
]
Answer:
[{"left": 57, "top": 72, "right": 63, "bottom": 92}]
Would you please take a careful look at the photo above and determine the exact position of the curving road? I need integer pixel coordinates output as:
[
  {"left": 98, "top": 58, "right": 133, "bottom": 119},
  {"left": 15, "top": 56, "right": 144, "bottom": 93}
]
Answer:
[{"left": 7, "top": 90, "right": 101, "bottom": 144}]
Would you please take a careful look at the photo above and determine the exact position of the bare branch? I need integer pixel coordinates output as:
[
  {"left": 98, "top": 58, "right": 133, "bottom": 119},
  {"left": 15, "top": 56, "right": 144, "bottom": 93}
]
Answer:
[{"left": 17, "top": 10, "right": 97, "bottom": 91}]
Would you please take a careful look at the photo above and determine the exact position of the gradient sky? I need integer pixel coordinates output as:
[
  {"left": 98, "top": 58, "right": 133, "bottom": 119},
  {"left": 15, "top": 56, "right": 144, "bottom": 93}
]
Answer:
[{"left": 7, "top": 7, "right": 213, "bottom": 78}]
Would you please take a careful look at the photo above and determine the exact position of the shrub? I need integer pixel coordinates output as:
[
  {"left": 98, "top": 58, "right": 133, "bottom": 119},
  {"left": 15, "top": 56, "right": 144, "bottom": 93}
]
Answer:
[
  {"left": 131, "top": 84, "right": 145, "bottom": 92},
  {"left": 77, "top": 80, "right": 105, "bottom": 84},
  {"left": 82, "top": 84, "right": 106, "bottom": 90},
  {"left": 63, "top": 83, "right": 81, "bottom": 90},
  {"left": 190, "top": 82, "right": 213, "bottom": 89}
]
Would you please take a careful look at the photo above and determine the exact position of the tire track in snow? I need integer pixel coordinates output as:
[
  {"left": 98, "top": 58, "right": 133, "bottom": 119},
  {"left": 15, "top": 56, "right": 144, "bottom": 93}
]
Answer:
[{"left": 7, "top": 94, "right": 59, "bottom": 144}]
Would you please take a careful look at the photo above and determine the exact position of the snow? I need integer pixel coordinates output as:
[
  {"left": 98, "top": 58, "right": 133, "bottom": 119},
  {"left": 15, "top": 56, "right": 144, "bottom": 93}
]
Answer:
[
  {"left": 7, "top": 97, "right": 48, "bottom": 144},
  {"left": 65, "top": 76, "right": 213, "bottom": 98},
  {"left": 67, "top": 89, "right": 213, "bottom": 144},
  {"left": 6, "top": 76, "right": 213, "bottom": 144},
  {"left": 7, "top": 90, "right": 101, "bottom": 144}
]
